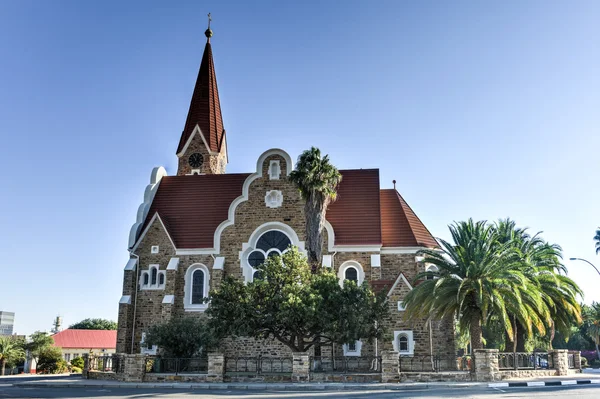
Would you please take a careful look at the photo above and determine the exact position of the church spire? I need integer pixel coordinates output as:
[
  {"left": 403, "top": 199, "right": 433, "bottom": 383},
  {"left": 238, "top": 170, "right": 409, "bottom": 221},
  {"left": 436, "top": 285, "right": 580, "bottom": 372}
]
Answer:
[{"left": 176, "top": 13, "right": 226, "bottom": 167}]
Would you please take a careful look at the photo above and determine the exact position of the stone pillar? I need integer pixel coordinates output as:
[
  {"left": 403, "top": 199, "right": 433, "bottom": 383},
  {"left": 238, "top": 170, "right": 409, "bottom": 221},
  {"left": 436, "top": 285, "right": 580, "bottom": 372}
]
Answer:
[
  {"left": 381, "top": 350, "right": 399, "bottom": 383},
  {"left": 207, "top": 352, "right": 225, "bottom": 383},
  {"left": 292, "top": 352, "right": 310, "bottom": 382},
  {"left": 550, "top": 349, "right": 569, "bottom": 376},
  {"left": 473, "top": 349, "right": 500, "bottom": 382},
  {"left": 120, "top": 354, "right": 146, "bottom": 382},
  {"left": 572, "top": 351, "right": 582, "bottom": 371},
  {"left": 82, "top": 354, "right": 90, "bottom": 378}
]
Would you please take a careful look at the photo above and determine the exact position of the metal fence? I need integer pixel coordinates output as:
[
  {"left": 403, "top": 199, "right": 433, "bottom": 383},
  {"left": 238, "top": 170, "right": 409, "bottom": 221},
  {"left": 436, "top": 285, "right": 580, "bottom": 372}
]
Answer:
[
  {"left": 88, "top": 355, "right": 123, "bottom": 373},
  {"left": 399, "top": 355, "right": 472, "bottom": 373},
  {"left": 497, "top": 352, "right": 552, "bottom": 370},
  {"left": 310, "top": 356, "right": 381, "bottom": 373},
  {"left": 145, "top": 357, "right": 208, "bottom": 375},
  {"left": 224, "top": 356, "right": 292, "bottom": 376},
  {"left": 568, "top": 352, "right": 575, "bottom": 369}
]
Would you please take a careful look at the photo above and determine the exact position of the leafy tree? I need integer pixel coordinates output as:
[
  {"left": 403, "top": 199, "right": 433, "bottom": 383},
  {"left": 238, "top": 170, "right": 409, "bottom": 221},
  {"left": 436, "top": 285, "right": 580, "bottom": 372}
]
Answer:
[
  {"left": 25, "top": 331, "right": 53, "bottom": 372},
  {"left": 594, "top": 228, "right": 600, "bottom": 254},
  {"left": 69, "top": 318, "right": 117, "bottom": 330},
  {"left": 145, "top": 317, "right": 216, "bottom": 358},
  {"left": 70, "top": 356, "right": 84, "bottom": 369},
  {"left": 403, "top": 219, "right": 544, "bottom": 350},
  {"left": 37, "top": 347, "right": 67, "bottom": 374},
  {"left": 0, "top": 336, "right": 25, "bottom": 376},
  {"left": 207, "top": 246, "right": 388, "bottom": 352},
  {"left": 289, "top": 147, "right": 342, "bottom": 267},
  {"left": 584, "top": 302, "right": 600, "bottom": 360}
]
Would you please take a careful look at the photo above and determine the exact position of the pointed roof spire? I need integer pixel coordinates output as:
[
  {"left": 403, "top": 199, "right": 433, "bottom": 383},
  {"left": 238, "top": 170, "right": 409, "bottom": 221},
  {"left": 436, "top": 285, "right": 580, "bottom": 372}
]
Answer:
[{"left": 176, "top": 13, "right": 225, "bottom": 155}]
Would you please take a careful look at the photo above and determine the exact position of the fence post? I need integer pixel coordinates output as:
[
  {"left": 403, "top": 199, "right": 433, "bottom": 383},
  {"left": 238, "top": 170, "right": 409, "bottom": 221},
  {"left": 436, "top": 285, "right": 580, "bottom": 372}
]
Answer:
[
  {"left": 207, "top": 352, "right": 224, "bottom": 383},
  {"left": 292, "top": 352, "right": 310, "bottom": 382},
  {"left": 473, "top": 349, "right": 500, "bottom": 382},
  {"left": 381, "top": 350, "right": 399, "bottom": 383},
  {"left": 550, "top": 349, "right": 569, "bottom": 376}
]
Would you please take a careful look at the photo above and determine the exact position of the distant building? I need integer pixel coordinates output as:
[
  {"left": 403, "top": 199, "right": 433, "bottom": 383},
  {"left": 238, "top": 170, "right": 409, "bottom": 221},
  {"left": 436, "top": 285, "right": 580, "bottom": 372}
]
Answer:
[
  {"left": 0, "top": 311, "right": 15, "bottom": 335},
  {"left": 51, "top": 329, "right": 117, "bottom": 362}
]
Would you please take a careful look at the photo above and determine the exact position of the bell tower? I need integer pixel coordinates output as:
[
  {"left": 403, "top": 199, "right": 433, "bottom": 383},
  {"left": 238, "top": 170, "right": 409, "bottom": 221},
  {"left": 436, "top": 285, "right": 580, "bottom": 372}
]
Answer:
[{"left": 176, "top": 14, "right": 227, "bottom": 176}]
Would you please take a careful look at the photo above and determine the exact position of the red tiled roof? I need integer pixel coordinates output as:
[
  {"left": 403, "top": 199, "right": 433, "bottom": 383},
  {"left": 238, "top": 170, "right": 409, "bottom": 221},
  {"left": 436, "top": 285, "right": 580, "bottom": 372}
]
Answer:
[
  {"left": 326, "top": 169, "right": 382, "bottom": 245},
  {"left": 177, "top": 40, "right": 225, "bottom": 154},
  {"left": 140, "top": 174, "right": 250, "bottom": 249},
  {"left": 52, "top": 330, "right": 116, "bottom": 350},
  {"left": 380, "top": 189, "right": 438, "bottom": 248},
  {"left": 370, "top": 279, "right": 394, "bottom": 295}
]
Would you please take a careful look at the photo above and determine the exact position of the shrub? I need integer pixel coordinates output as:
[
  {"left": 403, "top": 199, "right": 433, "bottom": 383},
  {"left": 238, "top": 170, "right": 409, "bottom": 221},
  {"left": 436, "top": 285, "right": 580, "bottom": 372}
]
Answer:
[
  {"left": 581, "top": 357, "right": 588, "bottom": 368},
  {"left": 70, "top": 356, "right": 84, "bottom": 369},
  {"left": 71, "top": 366, "right": 82, "bottom": 373},
  {"left": 37, "top": 347, "right": 67, "bottom": 374}
]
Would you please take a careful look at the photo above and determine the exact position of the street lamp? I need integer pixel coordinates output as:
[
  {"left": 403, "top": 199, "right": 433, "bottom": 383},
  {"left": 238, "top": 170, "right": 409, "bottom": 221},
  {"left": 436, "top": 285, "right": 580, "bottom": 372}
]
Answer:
[{"left": 569, "top": 257, "right": 600, "bottom": 276}]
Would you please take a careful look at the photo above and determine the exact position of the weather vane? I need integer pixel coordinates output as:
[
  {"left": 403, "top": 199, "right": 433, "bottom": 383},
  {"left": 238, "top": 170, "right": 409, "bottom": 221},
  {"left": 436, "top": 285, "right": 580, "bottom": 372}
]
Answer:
[{"left": 208, "top": 13, "right": 212, "bottom": 29}]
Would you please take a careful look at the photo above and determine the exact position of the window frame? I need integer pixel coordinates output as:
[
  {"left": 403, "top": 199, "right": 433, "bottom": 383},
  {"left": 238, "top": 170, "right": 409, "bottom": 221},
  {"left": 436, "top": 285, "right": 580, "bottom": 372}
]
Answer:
[
  {"left": 184, "top": 263, "right": 210, "bottom": 311},
  {"left": 343, "top": 340, "right": 362, "bottom": 356},
  {"left": 338, "top": 261, "right": 365, "bottom": 287},
  {"left": 393, "top": 330, "right": 414, "bottom": 355}
]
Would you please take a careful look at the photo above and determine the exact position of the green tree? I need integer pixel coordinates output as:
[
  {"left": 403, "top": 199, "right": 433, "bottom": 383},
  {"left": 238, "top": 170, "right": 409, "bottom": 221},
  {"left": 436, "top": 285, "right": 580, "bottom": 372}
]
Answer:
[
  {"left": 594, "top": 228, "right": 600, "bottom": 254},
  {"left": 584, "top": 302, "right": 600, "bottom": 360},
  {"left": 25, "top": 331, "right": 54, "bottom": 372},
  {"left": 207, "top": 246, "right": 388, "bottom": 352},
  {"left": 69, "top": 318, "right": 117, "bottom": 330},
  {"left": 493, "top": 219, "right": 582, "bottom": 351},
  {"left": 145, "top": 317, "right": 216, "bottom": 358},
  {"left": 37, "top": 347, "right": 67, "bottom": 374},
  {"left": 403, "top": 219, "right": 544, "bottom": 350},
  {"left": 0, "top": 336, "right": 25, "bottom": 376},
  {"left": 289, "top": 147, "right": 342, "bottom": 267},
  {"left": 70, "top": 356, "right": 84, "bottom": 369}
]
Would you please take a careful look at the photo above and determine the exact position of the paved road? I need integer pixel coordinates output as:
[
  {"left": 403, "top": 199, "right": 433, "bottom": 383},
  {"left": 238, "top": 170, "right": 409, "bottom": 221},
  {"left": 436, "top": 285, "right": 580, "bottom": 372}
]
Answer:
[{"left": 1, "top": 385, "right": 600, "bottom": 398}]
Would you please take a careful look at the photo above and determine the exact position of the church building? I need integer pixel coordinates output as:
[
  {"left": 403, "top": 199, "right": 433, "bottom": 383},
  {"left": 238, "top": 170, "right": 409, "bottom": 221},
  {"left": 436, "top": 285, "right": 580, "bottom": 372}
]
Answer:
[{"left": 116, "top": 25, "right": 454, "bottom": 359}]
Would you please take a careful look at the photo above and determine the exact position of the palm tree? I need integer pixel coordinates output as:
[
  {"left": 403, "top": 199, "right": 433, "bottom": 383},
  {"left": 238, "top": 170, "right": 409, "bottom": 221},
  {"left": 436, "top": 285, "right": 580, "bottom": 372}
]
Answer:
[
  {"left": 403, "top": 219, "right": 543, "bottom": 350},
  {"left": 289, "top": 147, "right": 342, "bottom": 267},
  {"left": 493, "top": 219, "right": 582, "bottom": 351},
  {"left": 584, "top": 302, "right": 600, "bottom": 360},
  {"left": 0, "top": 336, "right": 25, "bottom": 376},
  {"left": 594, "top": 228, "right": 600, "bottom": 254}
]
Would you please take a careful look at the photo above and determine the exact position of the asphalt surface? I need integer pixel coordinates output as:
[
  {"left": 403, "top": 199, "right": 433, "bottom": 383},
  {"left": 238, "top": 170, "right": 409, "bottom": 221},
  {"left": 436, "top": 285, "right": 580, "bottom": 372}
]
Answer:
[{"left": 1, "top": 384, "right": 600, "bottom": 398}]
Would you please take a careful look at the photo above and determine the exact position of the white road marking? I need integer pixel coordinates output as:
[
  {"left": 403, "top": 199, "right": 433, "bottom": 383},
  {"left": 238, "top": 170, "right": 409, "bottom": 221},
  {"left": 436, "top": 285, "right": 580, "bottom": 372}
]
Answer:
[
  {"left": 562, "top": 380, "right": 577, "bottom": 385},
  {"left": 528, "top": 381, "right": 545, "bottom": 386},
  {"left": 493, "top": 387, "right": 507, "bottom": 393}
]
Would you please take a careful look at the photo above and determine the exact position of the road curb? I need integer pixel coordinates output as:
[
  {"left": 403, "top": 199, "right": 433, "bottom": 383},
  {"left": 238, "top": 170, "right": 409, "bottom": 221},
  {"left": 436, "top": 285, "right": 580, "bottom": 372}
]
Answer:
[
  {"left": 489, "top": 379, "right": 600, "bottom": 388},
  {"left": 14, "top": 381, "right": 484, "bottom": 391}
]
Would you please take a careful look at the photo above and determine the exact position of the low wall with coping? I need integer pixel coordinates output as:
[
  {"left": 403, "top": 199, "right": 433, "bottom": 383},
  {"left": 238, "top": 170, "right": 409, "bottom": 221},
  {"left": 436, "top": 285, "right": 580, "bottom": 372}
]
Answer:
[{"left": 399, "top": 371, "right": 471, "bottom": 382}]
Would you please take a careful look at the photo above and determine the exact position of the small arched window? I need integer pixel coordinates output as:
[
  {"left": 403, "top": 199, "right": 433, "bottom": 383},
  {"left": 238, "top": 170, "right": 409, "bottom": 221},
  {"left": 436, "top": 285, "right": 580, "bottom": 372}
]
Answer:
[
  {"left": 398, "top": 334, "right": 409, "bottom": 352},
  {"left": 143, "top": 272, "right": 149, "bottom": 286},
  {"left": 253, "top": 269, "right": 263, "bottom": 281},
  {"left": 426, "top": 265, "right": 439, "bottom": 281},
  {"left": 151, "top": 268, "right": 158, "bottom": 285},
  {"left": 158, "top": 273, "right": 165, "bottom": 286},
  {"left": 345, "top": 267, "right": 358, "bottom": 283},
  {"left": 191, "top": 270, "right": 205, "bottom": 304}
]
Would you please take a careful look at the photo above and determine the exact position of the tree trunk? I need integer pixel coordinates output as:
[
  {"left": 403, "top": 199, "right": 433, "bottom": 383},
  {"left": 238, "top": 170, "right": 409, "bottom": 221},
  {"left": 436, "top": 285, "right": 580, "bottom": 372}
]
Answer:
[
  {"left": 514, "top": 321, "right": 526, "bottom": 352},
  {"left": 596, "top": 340, "right": 600, "bottom": 362},
  {"left": 512, "top": 317, "right": 517, "bottom": 353},
  {"left": 469, "top": 313, "right": 484, "bottom": 350},
  {"left": 549, "top": 320, "right": 555, "bottom": 350},
  {"left": 1, "top": 359, "right": 5, "bottom": 376},
  {"left": 304, "top": 200, "right": 326, "bottom": 270}
]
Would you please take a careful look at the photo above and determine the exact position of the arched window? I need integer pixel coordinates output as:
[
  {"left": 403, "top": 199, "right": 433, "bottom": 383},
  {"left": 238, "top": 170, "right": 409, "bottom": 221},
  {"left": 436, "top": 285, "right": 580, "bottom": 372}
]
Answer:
[
  {"left": 338, "top": 261, "right": 364, "bottom": 287},
  {"left": 184, "top": 264, "right": 210, "bottom": 311},
  {"left": 246, "top": 230, "right": 292, "bottom": 281},
  {"left": 158, "top": 273, "right": 165, "bottom": 286},
  {"left": 398, "top": 334, "right": 409, "bottom": 352},
  {"left": 253, "top": 269, "right": 263, "bottom": 281},
  {"left": 426, "top": 265, "right": 439, "bottom": 280},
  {"left": 345, "top": 267, "right": 358, "bottom": 283},
  {"left": 191, "top": 270, "right": 205, "bottom": 304},
  {"left": 151, "top": 268, "right": 158, "bottom": 285},
  {"left": 143, "top": 273, "right": 149, "bottom": 286}
]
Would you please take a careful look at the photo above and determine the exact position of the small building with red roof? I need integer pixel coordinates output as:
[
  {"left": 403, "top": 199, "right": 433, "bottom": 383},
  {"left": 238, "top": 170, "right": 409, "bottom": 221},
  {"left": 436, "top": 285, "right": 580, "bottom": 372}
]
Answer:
[
  {"left": 52, "top": 329, "right": 116, "bottom": 362},
  {"left": 116, "top": 22, "right": 453, "bottom": 360}
]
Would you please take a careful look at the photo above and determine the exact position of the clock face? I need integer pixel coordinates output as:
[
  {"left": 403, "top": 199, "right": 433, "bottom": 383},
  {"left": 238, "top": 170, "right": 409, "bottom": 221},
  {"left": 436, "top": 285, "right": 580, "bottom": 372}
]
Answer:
[{"left": 188, "top": 153, "right": 204, "bottom": 168}]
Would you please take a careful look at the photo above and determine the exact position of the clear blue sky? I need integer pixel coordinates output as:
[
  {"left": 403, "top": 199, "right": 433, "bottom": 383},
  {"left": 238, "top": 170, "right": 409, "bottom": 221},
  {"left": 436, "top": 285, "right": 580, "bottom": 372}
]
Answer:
[{"left": 1, "top": 1, "right": 598, "bottom": 335}]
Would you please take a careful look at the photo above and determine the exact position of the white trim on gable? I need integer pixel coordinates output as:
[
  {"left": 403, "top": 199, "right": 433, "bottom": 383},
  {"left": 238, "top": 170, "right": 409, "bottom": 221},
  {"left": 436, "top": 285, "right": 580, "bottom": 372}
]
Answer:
[
  {"left": 128, "top": 166, "right": 167, "bottom": 249},
  {"left": 386, "top": 273, "right": 413, "bottom": 297},
  {"left": 131, "top": 213, "right": 177, "bottom": 253},
  {"left": 176, "top": 124, "right": 220, "bottom": 158}
]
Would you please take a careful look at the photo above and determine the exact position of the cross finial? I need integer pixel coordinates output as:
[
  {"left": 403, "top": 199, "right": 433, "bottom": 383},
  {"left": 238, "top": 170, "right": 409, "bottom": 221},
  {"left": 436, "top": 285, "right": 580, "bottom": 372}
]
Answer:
[{"left": 205, "top": 12, "right": 213, "bottom": 41}]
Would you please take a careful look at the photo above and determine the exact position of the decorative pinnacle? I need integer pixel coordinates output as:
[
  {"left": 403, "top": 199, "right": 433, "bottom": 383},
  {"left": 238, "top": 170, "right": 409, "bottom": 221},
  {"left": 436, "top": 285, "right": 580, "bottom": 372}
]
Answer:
[
  {"left": 205, "top": 12, "right": 213, "bottom": 41},
  {"left": 393, "top": 180, "right": 397, "bottom": 190}
]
